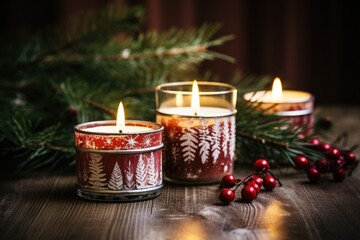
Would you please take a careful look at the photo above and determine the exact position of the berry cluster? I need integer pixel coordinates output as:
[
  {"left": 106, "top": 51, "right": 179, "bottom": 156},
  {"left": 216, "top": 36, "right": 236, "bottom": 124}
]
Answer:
[
  {"left": 294, "top": 137, "right": 359, "bottom": 183},
  {"left": 219, "top": 159, "right": 282, "bottom": 205}
]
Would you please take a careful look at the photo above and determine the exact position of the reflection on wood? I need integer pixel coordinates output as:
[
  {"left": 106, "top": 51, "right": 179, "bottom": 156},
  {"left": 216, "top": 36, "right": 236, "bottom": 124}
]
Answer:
[{"left": 0, "top": 106, "right": 359, "bottom": 239}]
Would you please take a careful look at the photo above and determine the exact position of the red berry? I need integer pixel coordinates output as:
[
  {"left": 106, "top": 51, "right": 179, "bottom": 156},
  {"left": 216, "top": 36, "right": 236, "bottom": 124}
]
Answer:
[
  {"left": 219, "top": 188, "right": 235, "bottom": 205},
  {"left": 326, "top": 147, "right": 341, "bottom": 161},
  {"left": 308, "top": 137, "right": 321, "bottom": 146},
  {"left": 333, "top": 156, "right": 345, "bottom": 169},
  {"left": 333, "top": 168, "right": 347, "bottom": 182},
  {"left": 250, "top": 175, "right": 263, "bottom": 188},
  {"left": 246, "top": 181, "right": 260, "bottom": 194},
  {"left": 343, "top": 151, "right": 357, "bottom": 165},
  {"left": 294, "top": 155, "right": 310, "bottom": 170},
  {"left": 306, "top": 166, "right": 321, "bottom": 183},
  {"left": 319, "top": 143, "right": 331, "bottom": 152},
  {"left": 254, "top": 159, "right": 270, "bottom": 173},
  {"left": 241, "top": 185, "right": 257, "bottom": 202},
  {"left": 315, "top": 159, "right": 330, "bottom": 173},
  {"left": 220, "top": 174, "right": 237, "bottom": 188},
  {"left": 263, "top": 175, "right": 277, "bottom": 191}
]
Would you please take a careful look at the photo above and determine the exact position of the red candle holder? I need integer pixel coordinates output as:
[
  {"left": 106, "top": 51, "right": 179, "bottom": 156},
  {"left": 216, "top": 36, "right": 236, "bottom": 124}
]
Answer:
[
  {"left": 74, "top": 120, "right": 163, "bottom": 202},
  {"left": 243, "top": 90, "right": 315, "bottom": 135},
  {"left": 156, "top": 81, "right": 237, "bottom": 185}
]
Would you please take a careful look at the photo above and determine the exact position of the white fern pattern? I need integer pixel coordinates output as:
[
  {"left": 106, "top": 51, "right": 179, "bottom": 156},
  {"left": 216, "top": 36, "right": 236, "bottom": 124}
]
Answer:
[
  {"left": 147, "top": 152, "right": 157, "bottom": 187},
  {"left": 136, "top": 154, "right": 147, "bottom": 189},
  {"left": 222, "top": 119, "right": 230, "bottom": 158},
  {"left": 198, "top": 118, "right": 211, "bottom": 164},
  {"left": 108, "top": 162, "right": 123, "bottom": 190},
  {"left": 88, "top": 153, "right": 107, "bottom": 189},
  {"left": 124, "top": 161, "right": 135, "bottom": 189},
  {"left": 180, "top": 127, "right": 198, "bottom": 163},
  {"left": 211, "top": 118, "right": 221, "bottom": 163},
  {"left": 229, "top": 117, "right": 236, "bottom": 160}
]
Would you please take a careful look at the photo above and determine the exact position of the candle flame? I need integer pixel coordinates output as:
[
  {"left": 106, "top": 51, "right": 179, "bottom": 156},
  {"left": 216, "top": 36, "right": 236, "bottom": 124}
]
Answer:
[
  {"left": 116, "top": 101, "right": 125, "bottom": 133},
  {"left": 271, "top": 77, "right": 283, "bottom": 99},
  {"left": 191, "top": 80, "right": 200, "bottom": 115},
  {"left": 176, "top": 93, "right": 183, "bottom": 107}
]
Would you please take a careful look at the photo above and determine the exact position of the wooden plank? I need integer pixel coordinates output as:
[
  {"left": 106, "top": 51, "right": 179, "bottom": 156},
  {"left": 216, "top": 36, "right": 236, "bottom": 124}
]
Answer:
[{"left": 0, "top": 106, "right": 359, "bottom": 240}]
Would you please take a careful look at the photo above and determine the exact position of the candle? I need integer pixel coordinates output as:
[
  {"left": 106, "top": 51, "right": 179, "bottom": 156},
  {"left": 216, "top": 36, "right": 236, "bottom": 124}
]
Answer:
[
  {"left": 74, "top": 101, "right": 164, "bottom": 202},
  {"left": 82, "top": 102, "right": 152, "bottom": 133},
  {"left": 243, "top": 77, "right": 315, "bottom": 135},
  {"left": 156, "top": 81, "right": 237, "bottom": 184}
]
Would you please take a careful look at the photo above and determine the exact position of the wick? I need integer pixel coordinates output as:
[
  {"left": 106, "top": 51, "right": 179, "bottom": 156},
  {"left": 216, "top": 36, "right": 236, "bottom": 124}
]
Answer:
[{"left": 119, "top": 130, "right": 123, "bottom": 133}]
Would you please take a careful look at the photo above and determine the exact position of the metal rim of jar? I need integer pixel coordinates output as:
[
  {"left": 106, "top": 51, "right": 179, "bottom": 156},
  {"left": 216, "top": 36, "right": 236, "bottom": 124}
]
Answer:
[
  {"left": 156, "top": 81, "right": 237, "bottom": 96},
  {"left": 75, "top": 144, "right": 164, "bottom": 154},
  {"left": 275, "top": 109, "right": 313, "bottom": 117}
]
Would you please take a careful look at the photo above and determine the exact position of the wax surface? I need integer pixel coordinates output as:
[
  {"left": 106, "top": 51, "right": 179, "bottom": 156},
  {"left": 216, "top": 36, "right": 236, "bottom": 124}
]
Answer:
[
  {"left": 83, "top": 125, "right": 152, "bottom": 134},
  {"left": 243, "top": 90, "right": 312, "bottom": 103},
  {"left": 158, "top": 106, "right": 232, "bottom": 117}
]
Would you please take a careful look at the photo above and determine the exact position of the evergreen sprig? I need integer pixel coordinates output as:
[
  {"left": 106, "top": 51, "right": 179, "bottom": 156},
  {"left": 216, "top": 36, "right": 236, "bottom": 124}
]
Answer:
[{"left": 0, "top": 4, "right": 325, "bottom": 176}]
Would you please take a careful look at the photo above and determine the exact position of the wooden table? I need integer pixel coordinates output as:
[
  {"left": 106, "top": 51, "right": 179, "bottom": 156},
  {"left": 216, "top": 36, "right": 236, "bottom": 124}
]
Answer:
[{"left": 1, "top": 106, "right": 360, "bottom": 240}]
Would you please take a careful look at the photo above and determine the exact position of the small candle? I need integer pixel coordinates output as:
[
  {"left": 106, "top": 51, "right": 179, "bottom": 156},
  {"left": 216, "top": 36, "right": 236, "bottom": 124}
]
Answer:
[
  {"left": 74, "top": 101, "right": 164, "bottom": 202},
  {"left": 243, "top": 77, "right": 315, "bottom": 135},
  {"left": 156, "top": 81, "right": 237, "bottom": 184},
  {"left": 82, "top": 102, "right": 152, "bottom": 134}
]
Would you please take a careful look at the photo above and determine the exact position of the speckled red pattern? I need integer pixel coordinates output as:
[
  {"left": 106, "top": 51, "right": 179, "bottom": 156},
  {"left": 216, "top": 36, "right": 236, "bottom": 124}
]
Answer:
[
  {"left": 281, "top": 113, "right": 314, "bottom": 136},
  {"left": 74, "top": 121, "right": 163, "bottom": 191},
  {"left": 75, "top": 121, "right": 162, "bottom": 150},
  {"left": 157, "top": 114, "right": 236, "bottom": 184},
  {"left": 251, "top": 97, "right": 314, "bottom": 135}
]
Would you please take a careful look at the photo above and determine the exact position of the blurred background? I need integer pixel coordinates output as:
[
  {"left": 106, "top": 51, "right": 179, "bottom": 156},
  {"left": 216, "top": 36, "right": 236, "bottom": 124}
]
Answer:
[{"left": 1, "top": 0, "right": 359, "bottom": 105}]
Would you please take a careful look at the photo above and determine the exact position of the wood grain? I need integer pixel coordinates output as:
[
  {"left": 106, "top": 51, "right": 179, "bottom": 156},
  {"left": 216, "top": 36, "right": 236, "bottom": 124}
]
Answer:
[{"left": 1, "top": 106, "right": 360, "bottom": 240}]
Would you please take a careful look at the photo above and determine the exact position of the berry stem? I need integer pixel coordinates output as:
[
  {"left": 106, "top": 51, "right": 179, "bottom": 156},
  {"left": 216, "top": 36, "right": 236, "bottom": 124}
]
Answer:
[
  {"left": 269, "top": 171, "right": 283, "bottom": 187},
  {"left": 331, "top": 131, "right": 348, "bottom": 147},
  {"left": 350, "top": 144, "right": 359, "bottom": 152},
  {"left": 233, "top": 173, "right": 258, "bottom": 191}
]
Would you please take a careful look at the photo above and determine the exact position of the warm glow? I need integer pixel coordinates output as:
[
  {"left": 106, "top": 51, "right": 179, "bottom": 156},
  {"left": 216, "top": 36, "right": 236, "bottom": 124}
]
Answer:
[
  {"left": 271, "top": 77, "right": 283, "bottom": 99},
  {"left": 191, "top": 80, "right": 200, "bottom": 115},
  {"left": 116, "top": 101, "right": 126, "bottom": 133},
  {"left": 261, "top": 201, "right": 285, "bottom": 239},
  {"left": 176, "top": 93, "right": 183, "bottom": 107}
]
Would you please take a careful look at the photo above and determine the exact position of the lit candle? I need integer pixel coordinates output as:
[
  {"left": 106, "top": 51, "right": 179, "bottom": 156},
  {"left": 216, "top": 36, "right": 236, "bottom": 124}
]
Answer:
[
  {"left": 156, "top": 81, "right": 237, "bottom": 184},
  {"left": 243, "top": 77, "right": 315, "bottom": 135},
  {"left": 74, "top": 101, "right": 164, "bottom": 202},
  {"left": 82, "top": 101, "right": 152, "bottom": 134}
]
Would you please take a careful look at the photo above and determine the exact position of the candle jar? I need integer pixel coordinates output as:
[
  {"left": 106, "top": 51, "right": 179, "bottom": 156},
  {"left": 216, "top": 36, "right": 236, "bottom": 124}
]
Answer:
[
  {"left": 74, "top": 120, "right": 164, "bottom": 202},
  {"left": 243, "top": 90, "right": 315, "bottom": 135},
  {"left": 156, "top": 81, "right": 237, "bottom": 185}
]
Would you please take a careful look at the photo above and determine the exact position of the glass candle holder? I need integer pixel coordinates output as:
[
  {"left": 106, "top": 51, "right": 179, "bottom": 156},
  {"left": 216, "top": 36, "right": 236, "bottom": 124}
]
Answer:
[
  {"left": 74, "top": 120, "right": 163, "bottom": 202},
  {"left": 156, "top": 81, "right": 237, "bottom": 185},
  {"left": 243, "top": 90, "right": 315, "bottom": 135}
]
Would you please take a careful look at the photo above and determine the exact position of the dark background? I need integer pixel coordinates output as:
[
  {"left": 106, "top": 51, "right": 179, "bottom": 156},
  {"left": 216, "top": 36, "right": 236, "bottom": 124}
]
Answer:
[{"left": 1, "top": 0, "right": 359, "bottom": 105}]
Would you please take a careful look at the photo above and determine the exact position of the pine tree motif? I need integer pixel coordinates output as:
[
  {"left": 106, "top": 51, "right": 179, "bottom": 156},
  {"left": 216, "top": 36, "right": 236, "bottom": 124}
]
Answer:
[
  {"left": 108, "top": 162, "right": 124, "bottom": 190},
  {"left": 147, "top": 152, "right": 157, "bottom": 187},
  {"left": 81, "top": 160, "right": 89, "bottom": 186},
  {"left": 180, "top": 120, "right": 198, "bottom": 163},
  {"left": 222, "top": 119, "right": 230, "bottom": 158},
  {"left": 124, "top": 161, "right": 135, "bottom": 190},
  {"left": 229, "top": 117, "right": 236, "bottom": 160},
  {"left": 157, "top": 163, "right": 163, "bottom": 185},
  {"left": 199, "top": 118, "right": 211, "bottom": 164},
  {"left": 136, "top": 154, "right": 148, "bottom": 189},
  {"left": 88, "top": 153, "right": 107, "bottom": 189},
  {"left": 211, "top": 118, "right": 221, "bottom": 163}
]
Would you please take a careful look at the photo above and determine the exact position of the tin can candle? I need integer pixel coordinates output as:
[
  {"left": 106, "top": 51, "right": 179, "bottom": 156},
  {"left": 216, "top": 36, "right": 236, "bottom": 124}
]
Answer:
[
  {"left": 156, "top": 81, "right": 237, "bottom": 185},
  {"left": 243, "top": 77, "right": 315, "bottom": 135},
  {"left": 74, "top": 102, "right": 164, "bottom": 202}
]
